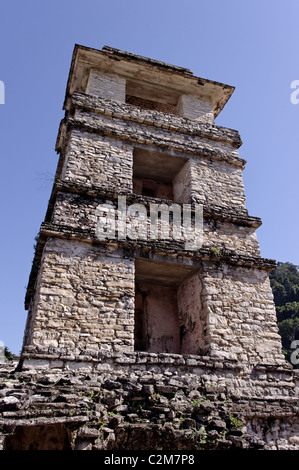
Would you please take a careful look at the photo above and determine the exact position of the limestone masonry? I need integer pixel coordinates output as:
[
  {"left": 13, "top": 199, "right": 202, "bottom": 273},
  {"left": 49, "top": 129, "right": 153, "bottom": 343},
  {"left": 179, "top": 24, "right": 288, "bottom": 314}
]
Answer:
[{"left": 1, "top": 45, "right": 299, "bottom": 450}]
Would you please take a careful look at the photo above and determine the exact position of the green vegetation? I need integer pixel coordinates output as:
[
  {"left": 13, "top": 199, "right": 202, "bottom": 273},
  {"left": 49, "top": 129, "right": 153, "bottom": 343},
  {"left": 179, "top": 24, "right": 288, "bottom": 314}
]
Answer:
[
  {"left": 269, "top": 262, "right": 299, "bottom": 367},
  {"left": 0, "top": 344, "right": 14, "bottom": 361},
  {"left": 210, "top": 247, "right": 220, "bottom": 257},
  {"left": 190, "top": 396, "right": 210, "bottom": 407},
  {"left": 230, "top": 415, "right": 243, "bottom": 429}
]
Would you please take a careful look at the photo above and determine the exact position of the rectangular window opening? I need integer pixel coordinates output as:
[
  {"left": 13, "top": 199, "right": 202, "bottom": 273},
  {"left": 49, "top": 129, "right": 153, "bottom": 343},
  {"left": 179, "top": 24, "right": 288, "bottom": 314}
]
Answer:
[
  {"left": 133, "top": 147, "right": 189, "bottom": 203},
  {"left": 126, "top": 79, "right": 180, "bottom": 116},
  {"left": 134, "top": 258, "right": 204, "bottom": 355}
]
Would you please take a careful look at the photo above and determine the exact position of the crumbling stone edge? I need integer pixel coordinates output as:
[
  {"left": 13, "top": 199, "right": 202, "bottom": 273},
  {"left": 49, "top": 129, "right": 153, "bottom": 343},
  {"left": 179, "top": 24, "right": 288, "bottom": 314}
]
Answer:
[{"left": 1, "top": 352, "right": 299, "bottom": 450}]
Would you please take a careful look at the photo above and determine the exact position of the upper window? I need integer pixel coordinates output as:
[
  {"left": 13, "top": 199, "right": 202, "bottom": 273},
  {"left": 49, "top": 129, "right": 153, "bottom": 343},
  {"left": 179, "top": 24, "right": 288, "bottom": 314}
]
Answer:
[
  {"left": 133, "top": 147, "right": 189, "bottom": 203},
  {"left": 126, "top": 79, "right": 180, "bottom": 116}
]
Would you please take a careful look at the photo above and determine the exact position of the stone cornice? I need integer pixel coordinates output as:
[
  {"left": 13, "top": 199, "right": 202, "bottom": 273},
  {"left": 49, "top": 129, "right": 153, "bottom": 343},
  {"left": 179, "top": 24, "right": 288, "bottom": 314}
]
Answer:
[
  {"left": 56, "top": 94, "right": 245, "bottom": 169},
  {"left": 49, "top": 180, "right": 261, "bottom": 228},
  {"left": 39, "top": 221, "right": 276, "bottom": 270},
  {"left": 65, "top": 116, "right": 245, "bottom": 168},
  {"left": 19, "top": 345, "right": 242, "bottom": 370},
  {"left": 68, "top": 91, "right": 242, "bottom": 148},
  {"left": 65, "top": 44, "right": 235, "bottom": 119}
]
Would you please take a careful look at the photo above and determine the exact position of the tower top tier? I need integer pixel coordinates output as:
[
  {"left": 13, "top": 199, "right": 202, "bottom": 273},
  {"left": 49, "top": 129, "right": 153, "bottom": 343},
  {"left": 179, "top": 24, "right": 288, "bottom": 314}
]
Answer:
[{"left": 63, "top": 44, "right": 235, "bottom": 122}]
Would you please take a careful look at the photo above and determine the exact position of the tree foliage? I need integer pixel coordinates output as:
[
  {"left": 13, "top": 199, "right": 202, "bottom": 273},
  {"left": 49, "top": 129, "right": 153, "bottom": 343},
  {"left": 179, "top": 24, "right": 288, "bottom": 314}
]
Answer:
[
  {"left": 0, "top": 344, "right": 14, "bottom": 361},
  {"left": 269, "top": 262, "right": 299, "bottom": 367}
]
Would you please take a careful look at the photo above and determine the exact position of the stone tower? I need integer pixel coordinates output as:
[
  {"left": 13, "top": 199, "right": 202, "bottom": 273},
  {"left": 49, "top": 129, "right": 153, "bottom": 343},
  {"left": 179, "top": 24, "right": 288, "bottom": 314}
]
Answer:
[
  {"left": 23, "top": 45, "right": 284, "bottom": 364},
  {"left": 1, "top": 45, "right": 299, "bottom": 451}
]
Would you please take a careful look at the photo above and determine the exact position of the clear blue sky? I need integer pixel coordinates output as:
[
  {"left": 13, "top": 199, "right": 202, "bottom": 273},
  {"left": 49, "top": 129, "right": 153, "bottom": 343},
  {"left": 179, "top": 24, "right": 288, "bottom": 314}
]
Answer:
[{"left": 0, "top": 0, "right": 298, "bottom": 354}]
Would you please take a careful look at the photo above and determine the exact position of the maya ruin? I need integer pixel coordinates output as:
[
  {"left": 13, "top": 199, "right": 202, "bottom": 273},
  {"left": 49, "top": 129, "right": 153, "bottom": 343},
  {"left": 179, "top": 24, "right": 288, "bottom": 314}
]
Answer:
[{"left": 1, "top": 45, "right": 299, "bottom": 451}]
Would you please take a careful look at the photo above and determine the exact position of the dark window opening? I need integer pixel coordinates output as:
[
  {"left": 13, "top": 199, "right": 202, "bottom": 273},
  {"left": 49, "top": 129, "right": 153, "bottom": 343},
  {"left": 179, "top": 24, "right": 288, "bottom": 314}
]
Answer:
[
  {"left": 126, "top": 95, "right": 177, "bottom": 115},
  {"left": 133, "top": 147, "right": 189, "bottom": 202},
  {"left": 4, "top": 424, "right": 72, "bottom": 450},
  {"left": 134, "top": 258, "right": 205, "bottom": 355},
  {"left": 141, "top": 185, "right": 157, "bottom": 198},
  {"left": 125, "top": 79, "right": 180, "bottom": 116}
]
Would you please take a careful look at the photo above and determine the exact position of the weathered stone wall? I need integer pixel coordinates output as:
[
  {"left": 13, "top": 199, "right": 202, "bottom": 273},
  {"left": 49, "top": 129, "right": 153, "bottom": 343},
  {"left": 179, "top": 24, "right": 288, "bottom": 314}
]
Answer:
[
  {"left": 70, "top": 98, "right": 241, "bottom": 159},
  {"left": 173, "top": 159, "right": 192, "bottom": 203},
  {"left": 178, "top": 270, "right": 207, "bottom": 355},
  {"left": 23, "top": 239, "right": 135, "bottom": 352},
  {"left": 201, "top": 263, "right": 285, "bottom": 364},
  {"left": 23, "top": 234, "right": 284, "bottom": 366},
  {"left": 176, "top": 94, "right": 214, "bottom": 123},
  {"left": 50, "top": 191, "right": 260, "bottom": 257},
  {"left": 61, "top": 129, "right": 133, "bottom": 191},
  {"left": 86, "top": 69, "right": 126, "bottom": 103},
  {"left": 60, "top": 110, "right": 244, "bottom": 212},
  {"left": 1, "top": 355, "right": 299, "bottom": 450},
  {"left": 190, "top": 157, "right": 246, "bottom": 209}
]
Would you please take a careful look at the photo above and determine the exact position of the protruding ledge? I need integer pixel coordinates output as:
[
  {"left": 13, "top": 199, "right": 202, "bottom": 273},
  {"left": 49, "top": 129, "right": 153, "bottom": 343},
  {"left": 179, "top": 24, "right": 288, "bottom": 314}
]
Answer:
[
  {"left": 66, "top": 91, "right": 243, "bottom": 149},
  {"left": 24, "top": 219, "right": 276, "bottom": 310},
  {"left": 19, "top": 345, "right": 242, "bottom": 372},
  {"left": 63, "top": 44, "right": 235, "bottom": 119}
]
